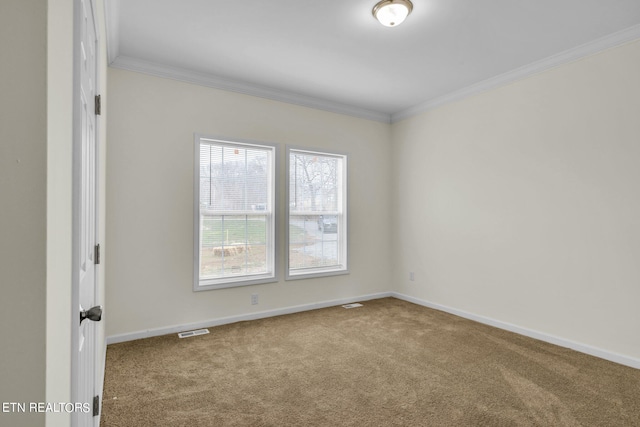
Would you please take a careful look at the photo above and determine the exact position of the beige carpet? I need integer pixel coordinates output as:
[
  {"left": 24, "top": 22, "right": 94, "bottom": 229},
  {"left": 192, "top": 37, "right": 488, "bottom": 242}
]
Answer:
[{"left": 101, "top": 298, "right": 640, "bottom": 426}]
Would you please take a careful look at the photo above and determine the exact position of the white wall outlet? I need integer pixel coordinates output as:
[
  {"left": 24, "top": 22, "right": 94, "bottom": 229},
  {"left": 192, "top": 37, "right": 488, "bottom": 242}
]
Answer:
[
  {"left": 409, "top": 272, "right": 415, "bottom": 281},
  {"left": 251, "top": 293, "right": 259, "bottom": 305}
]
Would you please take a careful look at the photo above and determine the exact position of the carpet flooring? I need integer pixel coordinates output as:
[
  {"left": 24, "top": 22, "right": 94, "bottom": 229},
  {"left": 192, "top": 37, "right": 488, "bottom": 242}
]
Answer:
[{"left": 101, "top": 298, "right": 640, "bottom": 426}]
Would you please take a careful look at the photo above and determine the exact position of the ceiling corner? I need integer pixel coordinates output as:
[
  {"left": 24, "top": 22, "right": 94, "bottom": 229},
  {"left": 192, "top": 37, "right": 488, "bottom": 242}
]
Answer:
[{"left": 104, "top": 0, "right": 120, "bottom": 64}]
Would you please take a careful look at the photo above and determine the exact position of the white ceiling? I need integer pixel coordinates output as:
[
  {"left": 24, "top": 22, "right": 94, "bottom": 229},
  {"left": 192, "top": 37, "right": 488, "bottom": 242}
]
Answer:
[{"left": 106, "top": 0, "right": 640, "bottom": 122}]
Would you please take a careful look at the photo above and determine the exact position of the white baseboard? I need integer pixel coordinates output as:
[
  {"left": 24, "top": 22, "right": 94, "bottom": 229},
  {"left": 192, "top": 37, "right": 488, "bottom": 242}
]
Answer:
[
  {"left": 391, "top": 292, "right": 640, "bottom": 370},
  {"left": 106, "top": 292, "right": 392, "bottom": 345},
  {"left": 106, "top": 290, "right": 639, "bottom": 370}
]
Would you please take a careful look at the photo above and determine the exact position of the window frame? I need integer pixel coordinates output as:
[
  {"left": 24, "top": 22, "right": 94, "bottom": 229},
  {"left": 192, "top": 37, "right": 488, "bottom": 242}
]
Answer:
[
  {"left": 193, "top": 134, "right": 278, "bottom": 291},
  {"left": 285, "top": 146, "right": 349, "bottom": 280}
]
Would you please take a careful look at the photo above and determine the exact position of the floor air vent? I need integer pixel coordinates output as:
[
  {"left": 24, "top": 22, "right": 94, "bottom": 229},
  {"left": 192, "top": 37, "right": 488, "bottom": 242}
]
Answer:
[
  {"left": 178, "top": 329, "right": 210, "bottom": 338},
  {"left": 342, "top": 303, "right": 363, "bottom": 309}
]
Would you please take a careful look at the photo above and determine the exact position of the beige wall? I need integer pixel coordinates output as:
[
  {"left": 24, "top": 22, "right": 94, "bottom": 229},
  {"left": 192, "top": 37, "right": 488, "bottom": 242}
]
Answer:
[
  {"left": 391, "top": 40, "right": 640, "bottom": 361},
  {"left": 105, "top": 68, "right": 392, "bottom": 337},
  {"left": 45, "top": 0, "right": 74, "bottom": 425},
  {"left": 0, "top": 0, "right": 47, "bottom": 426}
]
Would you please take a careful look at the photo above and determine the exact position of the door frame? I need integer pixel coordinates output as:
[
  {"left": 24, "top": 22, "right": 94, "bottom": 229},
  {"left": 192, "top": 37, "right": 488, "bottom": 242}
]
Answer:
[{"left": 70, "top": 0, "right": 103, "bottom": 425}]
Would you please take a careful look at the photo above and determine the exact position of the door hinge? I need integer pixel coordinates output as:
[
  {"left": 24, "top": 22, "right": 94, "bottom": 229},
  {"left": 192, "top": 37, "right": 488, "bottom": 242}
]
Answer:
[
  {"left": 95, "top": 94, "right": 101, "bottom": 115},
  {"left": 94, "top": 244, "right": 101, "bottom": 265},
  {"left": 93, "top": 395, "right": 100, "bottom": 417}
]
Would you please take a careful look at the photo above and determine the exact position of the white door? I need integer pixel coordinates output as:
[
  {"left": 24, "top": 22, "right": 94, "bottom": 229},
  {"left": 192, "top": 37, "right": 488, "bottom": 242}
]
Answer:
[{"left": 75, "top": 0, "right": 100, "bottom": 425}]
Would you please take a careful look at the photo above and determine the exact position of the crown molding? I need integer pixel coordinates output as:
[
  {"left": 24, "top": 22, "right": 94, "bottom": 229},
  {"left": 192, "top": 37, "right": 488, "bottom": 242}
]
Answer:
[
  {"left": 109, "top": 56, "right": 391, "bottom": 123},
  {"left": 105, "top": 20, "right": 640, "bottom": 125},
  {"left": 391, "top": 24, "right": 640, "bottom": 123}
]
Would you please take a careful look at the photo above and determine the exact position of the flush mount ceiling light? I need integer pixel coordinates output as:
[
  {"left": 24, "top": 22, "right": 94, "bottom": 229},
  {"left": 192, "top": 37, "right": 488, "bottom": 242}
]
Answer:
[{"left": 372, "top": 0, "right": 413, "bottom": 27}]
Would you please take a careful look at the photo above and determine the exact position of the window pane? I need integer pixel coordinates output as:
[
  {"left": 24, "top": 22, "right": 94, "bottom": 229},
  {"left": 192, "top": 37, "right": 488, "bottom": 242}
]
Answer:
[
  {"left": 246, "top": 243, "right": 268, "bottom": 275},
  {"left": 197, "top": 138, "right": 275, "bottom": 288},
  {"left": 200, "top": 215, "right": 223, "bottom": 278},
  {"left": 287, "top": 148, "right": 347, "bottom": 278},
  {"left": 200, "top": 144, "right": 269, "bottom": 212},
  {"left": 247, "top": 215, "right": 267, "bottom": 245},
  {"left": 289, "top": 214, "right": 341, "bottom": 270},
  {"left": 290, "top": 153, "right": 341, "bottom": 214}
]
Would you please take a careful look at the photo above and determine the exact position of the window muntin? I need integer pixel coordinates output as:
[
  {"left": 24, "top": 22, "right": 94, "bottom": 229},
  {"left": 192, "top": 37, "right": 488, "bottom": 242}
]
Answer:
[
  {"left": 287, "top": 148, "right": 348, "bottom": 279},
  {"left": 195, "top": 137, "right": 276, "bottom": 290}
]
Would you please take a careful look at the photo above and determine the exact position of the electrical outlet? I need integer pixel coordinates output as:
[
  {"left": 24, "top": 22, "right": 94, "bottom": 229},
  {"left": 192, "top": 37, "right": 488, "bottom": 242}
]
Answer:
[
  {"left": 251, "top": 294, "right": 259, "bottom": 305},
  {"left": 409, "top": 272, "right": 415, "bottom": 281}
]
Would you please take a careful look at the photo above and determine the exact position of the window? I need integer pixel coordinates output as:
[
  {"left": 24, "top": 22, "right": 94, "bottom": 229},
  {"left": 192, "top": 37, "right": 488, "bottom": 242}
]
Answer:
[
  {"left": 286, "top": 147, "right": 348, "bottom": 279},
  {"left": 194, "top": 136, "right": 276, "bottom": 290}
]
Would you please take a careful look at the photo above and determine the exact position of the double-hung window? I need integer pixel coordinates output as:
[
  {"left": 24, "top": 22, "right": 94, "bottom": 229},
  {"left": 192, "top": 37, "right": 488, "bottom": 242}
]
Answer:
[
  {"left": 194, "top": 136, "right": 276, "bottom": 290},
  {"left": 286, "top": 147, "right": 348, "bottom": 279}
]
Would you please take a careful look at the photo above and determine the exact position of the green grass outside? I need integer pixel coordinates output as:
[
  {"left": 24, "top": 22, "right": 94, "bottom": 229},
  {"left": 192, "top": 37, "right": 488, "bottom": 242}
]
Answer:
[
  {"left": 201, "top": 216, "right": 306, "bottom": 245},
  {"left": 202, "top": 217, "right": 265, "bottom": 245}
]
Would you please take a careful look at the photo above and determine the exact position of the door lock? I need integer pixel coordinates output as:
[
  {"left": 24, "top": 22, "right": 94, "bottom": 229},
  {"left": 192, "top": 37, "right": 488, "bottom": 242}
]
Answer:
[{"left": 80, "top": 306, "right": 103, "bottom": 324}]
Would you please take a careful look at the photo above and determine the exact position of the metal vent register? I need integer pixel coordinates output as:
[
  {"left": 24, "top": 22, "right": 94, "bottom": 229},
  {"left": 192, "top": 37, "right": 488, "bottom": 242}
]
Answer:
[
  {"left": 342, "top": 303, "right": 363, "bottom": 309},
  {"left": 178, "top": 329, "right": 210, "bottom": 338}
]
